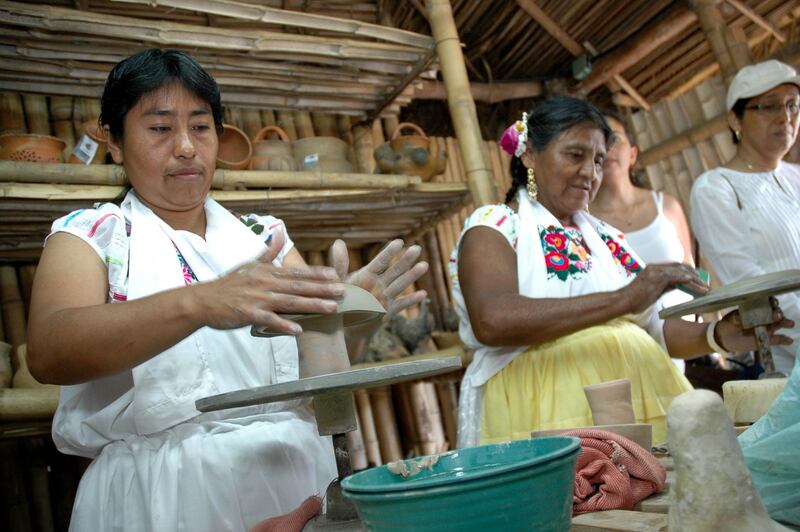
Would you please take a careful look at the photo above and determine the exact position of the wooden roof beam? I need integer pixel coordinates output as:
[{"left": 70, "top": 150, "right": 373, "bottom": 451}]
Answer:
[
  {"left": 578, "top": 3, "right": 698, "bottom": 95},
  {"left": 108, "top": 0, "right": 434, "bottom": 49},
  {"left": 514, "top": 0, "right": 649, "bottom": 109},
  {"left": 726, "top": 0, "right": 786, "bottom": 44}
]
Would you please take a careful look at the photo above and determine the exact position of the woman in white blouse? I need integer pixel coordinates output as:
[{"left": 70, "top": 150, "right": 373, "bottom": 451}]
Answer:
[{"left": 691, "top": 59, "right": 800, "bottom": 375}]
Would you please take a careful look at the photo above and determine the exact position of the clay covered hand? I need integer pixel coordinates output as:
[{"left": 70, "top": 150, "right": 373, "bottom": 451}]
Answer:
[
  {"left": 714, "top": 305, "right": 794, "bottom": 354},
  {"left": 328, "top": 238, "right": 428, "bottom": 326},
  {"left": 191, "top": 228, "right": 344, "bottom": 335}
]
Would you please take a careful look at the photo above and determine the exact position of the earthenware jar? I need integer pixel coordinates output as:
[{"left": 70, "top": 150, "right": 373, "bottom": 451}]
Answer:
[
  {"left": 68, "top": 120, "right": 108, "bottom": 164},
  {"left": 0, "top": 133, "right": 65, "bottom": 163},
  {"left": 250, "top": 125, "right": 296, "bottom": 171},
  {"left": 584, "top": 379, "right": 636, "bottom": 426},
  {"left": 216, "top": 124, "right": 252, "bottom": 170},
  {"left": 374, "top": 122, "right": 446, "bottom": 181},
  {"left": 293, "top": 136, "right": 353, "bottom": 173}
]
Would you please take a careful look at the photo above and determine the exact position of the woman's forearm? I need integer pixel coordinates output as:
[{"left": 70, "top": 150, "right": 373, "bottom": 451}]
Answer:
[
  {"left": 471, "top": 289, "right": 633, "bottom": 347},
  {"left": 28, "top": 286, "right": 203, "bottom": 385},
  {"left": 663, "top": 318, "right": 710, "bottom": 359}
]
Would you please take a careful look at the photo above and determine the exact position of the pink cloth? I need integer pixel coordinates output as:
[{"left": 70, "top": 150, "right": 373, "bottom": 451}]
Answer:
[{"left": 562, "top": 429, "right": 666, "bottom": 515}]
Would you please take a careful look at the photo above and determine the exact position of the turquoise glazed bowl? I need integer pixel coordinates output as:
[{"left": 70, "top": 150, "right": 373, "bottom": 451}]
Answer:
[{"left": 341, "top": 436, "right": 580, "bottom": 531}]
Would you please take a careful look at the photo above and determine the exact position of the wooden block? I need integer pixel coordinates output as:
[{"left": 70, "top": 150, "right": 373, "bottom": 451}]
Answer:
[
  {"left": 635, "top": 491, "right": 670, "bottom": 514},
  {"left": 571, "top": 510, "right": 668, "bottom": 531}
]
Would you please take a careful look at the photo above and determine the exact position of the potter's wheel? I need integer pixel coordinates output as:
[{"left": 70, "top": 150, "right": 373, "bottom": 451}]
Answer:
[
  {"left": 659, "top": 269, "right": 800, "bottom": 378},
  {"left": 196, "top": 356, "right": 462, "bottom": 412},
  {"left": 659, "top": 269, "right": 800, "bottom": 319}
]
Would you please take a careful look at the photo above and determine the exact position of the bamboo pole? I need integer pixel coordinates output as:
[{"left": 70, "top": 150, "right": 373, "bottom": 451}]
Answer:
[
  {"left": 50, "top": 96, "right": 76, "bottom": 159},
  {"left": 435, "top": 381, "right": 458, "bottom": 449},
  {"left": 413, "top": 79, "right": 544, "bottom": 103},
  {"left": 336, "top": 115, "right": 353, "bottom": 144},
  {"left": 258, "top": 110, "right": 277, "bottom": 139},
  {"left": 393, "top": 383, "right": 421, "bottom": 456},
  {"left": 12, "top": 345, "right": 48, "bottom": 389},
  {"left": 0, "top": 387, "right": 59, "bottom": 420},
  {"left": 18, "top": 265, "right": 35, "bottom": 314},
  {"left": 0, "top": 1, "right": 428, "bottom": 62},
  {"left": 240, "top": 108, "right": 263, "bottom": 140},
  {"left": 0, "top": 266, "right": 25, "bottom": 369},
  {"left": 107, "top": 0, "right": 433, "bottom": 48},
  {"left": 424, "top": 230, "right": 450, "bottom": 317},
  {"left": 355, "top": 388, "right": 381, "bottom": 466},
  {"left": 381, "top": 115, "right": 399, "bottom": 141},
  {"left": 293, "top": 111, "right": 315, "bottom": 139},
  {"left": 368, "top": 386, "right": 402, "bottom": 462},
  {"left": 0, "top": 161, "right": 421, "bottom": 189},
  {"left": 410, "top": 381, "right": 447, "bottom": 454},
  {"left": 637, "top": 114, "right": 728, "bottom": 168},
  {"left": 345, "top": 421, "right": 368, "bottom": 471},
  {"left": 0, "top": 92, "right": 26, "bottom": 133},
  {"left": 371, "top": 118, "right": 386, "bottom": 149},
  {"left": 311, "top": 113, "right": 338, "bottom": 137},
  {"left": 352, "top": 122, "right": 376, "bottom": 174},
  {"left": 22, "top": 94, "right": 50, "bottom": 136},
  {"left": 425, "top": 0, "right": 496, "bottom": 207},
  {"left": 726, "top": 0, "right": 786, "bottom": 44},
  {"left": 275, "top": 111, "right": 298, "bottom": 141},
  {"left": 689, "top": 0, "right": 752, "bottom": 82},
  {"left": 0, "top": 341, "right": 11, "bottom": 388}
]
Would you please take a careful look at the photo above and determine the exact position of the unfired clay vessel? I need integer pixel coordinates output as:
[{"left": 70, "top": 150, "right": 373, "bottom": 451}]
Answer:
[
  {"left": 217, "top": 124, "right": 252, "bottom": 170},
  {"left": 250, "top": 125, "right": 296, "bottom": 171},
  {"left": 68, "top": 120, "right": 107, "bottom": 164},
  {"left": 667, "top": 389, "right": 791, "bottom": 532},
  {"left": 584, "top": 379, "right": 636, "bottom": 425}
]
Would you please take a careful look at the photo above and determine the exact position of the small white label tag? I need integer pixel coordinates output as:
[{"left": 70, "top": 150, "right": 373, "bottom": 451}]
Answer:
[
  {"left": 302, "top": 153, "right": 320, "bottom": 168},
  {"left": 71, "top": 134, "right": 99, "bottom": 164}
]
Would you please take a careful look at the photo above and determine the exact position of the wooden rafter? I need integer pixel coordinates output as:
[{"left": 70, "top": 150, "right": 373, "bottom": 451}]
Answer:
[
  {"left": 514, "top": 0, "right": 650, "bottom": 109},
  {"left": 726, "top": 0, "right": 786, "bottom": 44}
]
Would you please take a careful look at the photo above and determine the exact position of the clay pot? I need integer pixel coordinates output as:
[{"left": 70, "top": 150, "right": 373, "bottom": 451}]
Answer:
[
  {"left": 250, "top": 125, "right": 296, "bottom": 171},
  {"left": 0, "top": 133, "right": 65, "bottom": 163},
  {"left": 293, "top": 136, "right": 354, "bottom": 173},
  {"left": 217, "top": 124, "right": 252, "bottom": 170},
  {"left": 374, "top": 122, "right": 446, "bottom": 181},
  {"left": 584, "top": 379, "right": 636, "bottom": 426},
  {"left": 68, "top": 120, "right": 108, "bottom": 164}
]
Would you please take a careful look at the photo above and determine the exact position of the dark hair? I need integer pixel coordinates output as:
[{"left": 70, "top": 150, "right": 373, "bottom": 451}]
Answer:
[
  {"left": 505, "top": 96, "right": 611, "bottom": 203},
  {"left": 729, "top": 97, "right": 750, "bottom": 145},
  {"left": 100, "top": 49, "right": 223, "bottom": 141}
]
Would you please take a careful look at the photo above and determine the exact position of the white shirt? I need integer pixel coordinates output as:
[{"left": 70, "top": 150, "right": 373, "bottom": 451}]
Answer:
[{"left": 691, "top": 161, "right": 800, "bottom": 374}]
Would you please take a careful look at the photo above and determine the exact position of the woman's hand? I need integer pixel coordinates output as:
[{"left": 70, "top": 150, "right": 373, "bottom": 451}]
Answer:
[
  {"left": 190, "top": 230, "right": 344, "bottom": 335},
  {"left": 715, "top": 306, "right": 794, "bottom": 353},
  {"left": 621, "top": 263, "right": 708, "bottom": 314},
  {"left": 328, "top": 238, "right": 429, "bottom": 320}
]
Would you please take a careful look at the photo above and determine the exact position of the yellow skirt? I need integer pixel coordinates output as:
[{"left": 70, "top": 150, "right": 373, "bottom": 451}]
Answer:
[{"left": 480, "top": 319, "right": 692, "bottom": 446}]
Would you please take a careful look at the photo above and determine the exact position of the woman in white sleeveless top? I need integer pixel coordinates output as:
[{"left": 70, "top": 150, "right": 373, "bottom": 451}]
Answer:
[{"left": 591, "top": 113, "right": 695, "bottom": 371}]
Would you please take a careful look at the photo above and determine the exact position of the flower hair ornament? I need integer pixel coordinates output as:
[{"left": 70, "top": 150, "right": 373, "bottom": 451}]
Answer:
[{"left": 499, "top": 111, "right": 528, "bottom": 158}]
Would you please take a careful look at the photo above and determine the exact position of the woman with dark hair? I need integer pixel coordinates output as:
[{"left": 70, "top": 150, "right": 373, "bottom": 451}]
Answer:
[
  {"left": 451, "top": 95, "right": 791, "bottom": 448},
  {"left": 590, "top": 112, "right": 695, "bottom": 372},
  {"left": 26, "top": 49, "right": 428, "bottom": 531},
  {"left": 691, "top": 60, "right": 800, "bottom": 375}
]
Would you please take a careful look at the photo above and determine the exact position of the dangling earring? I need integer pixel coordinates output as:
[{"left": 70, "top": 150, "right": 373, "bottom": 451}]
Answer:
[
  {"left": 526, "top": 167, "right": 538, "bottom": 201},
  {"left": 735, "top": 130, "right": 742, "bottom": 142}
]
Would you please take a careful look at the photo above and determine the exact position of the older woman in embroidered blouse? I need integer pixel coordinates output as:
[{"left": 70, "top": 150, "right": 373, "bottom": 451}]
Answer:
[
  {"left": 453, "top": 96, "right": 791, "bottom": 448},
  {"left": 691, "top": 59, "right": 800, "bottom": 375},
  {"left": 25, "top": 49, "right": 428, "bottom": 532}
]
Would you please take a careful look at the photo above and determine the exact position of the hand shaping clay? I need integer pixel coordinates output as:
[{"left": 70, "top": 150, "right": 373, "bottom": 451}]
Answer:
[{"left": 667, "top": 389, "right": 791, "bottom": 532}]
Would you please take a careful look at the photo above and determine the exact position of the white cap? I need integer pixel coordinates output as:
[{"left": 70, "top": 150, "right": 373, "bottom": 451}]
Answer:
[{"left": 726, "top": 60, "right": 800, "bottom": 111}]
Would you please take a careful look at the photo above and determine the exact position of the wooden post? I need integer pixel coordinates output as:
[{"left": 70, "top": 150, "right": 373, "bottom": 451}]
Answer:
[
  {"left": 293, "top": 111, "right": 315, "bottom": 139},
  {"left": 425, "top": 0, "right": 497, "bottom": 207},
  {"left": 240, "top": 108, "right": 263, "bottom": 140},
  {"left": 275, "top": 111, "right": 298, "bottom": 141},
  {"left": 689, "top": 0, "right": 752, "bottom": 83},
  {"left": 0, "top": 266, "right": 26, "bottom": 369},
  {"left": 311, "top": 113, "right": 337, "bottom": 137},
  {"left": 435, "top": 381, "right": 459, "bottom": 449},
  {"left": 410, "top": 381, "right": 447, "bottom": 454}
]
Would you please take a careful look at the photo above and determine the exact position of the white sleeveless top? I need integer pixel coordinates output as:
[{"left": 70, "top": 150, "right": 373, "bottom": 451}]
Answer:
[{"left": 625, "top": 191, "right": 685, "bottom": 264}]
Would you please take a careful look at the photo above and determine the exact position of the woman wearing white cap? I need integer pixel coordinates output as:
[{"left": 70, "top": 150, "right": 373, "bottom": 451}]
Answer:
[{"left": 690, "top": 59, "right": 800, "bottom": 375}]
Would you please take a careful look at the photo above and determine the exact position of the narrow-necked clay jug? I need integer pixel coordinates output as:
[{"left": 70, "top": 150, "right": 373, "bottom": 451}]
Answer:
[{"left": 250, "top": 125, "right": 296, "bottom": 171}]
